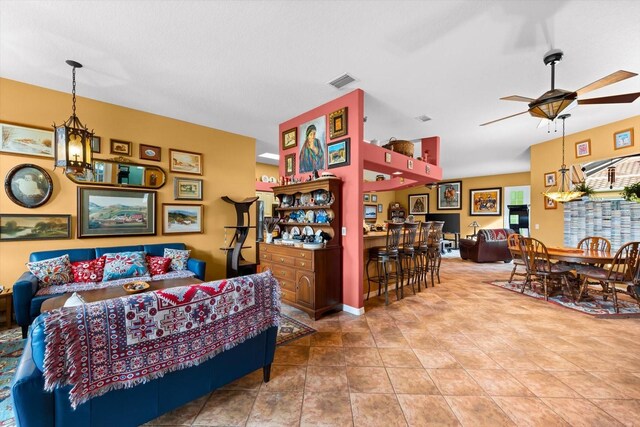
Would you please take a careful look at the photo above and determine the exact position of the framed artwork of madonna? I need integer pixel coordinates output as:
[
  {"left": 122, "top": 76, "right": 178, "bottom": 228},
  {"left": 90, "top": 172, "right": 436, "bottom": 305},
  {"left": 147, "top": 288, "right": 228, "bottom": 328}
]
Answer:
[{"left": 298, "top": 116, "right": 326, "bottom": 173}]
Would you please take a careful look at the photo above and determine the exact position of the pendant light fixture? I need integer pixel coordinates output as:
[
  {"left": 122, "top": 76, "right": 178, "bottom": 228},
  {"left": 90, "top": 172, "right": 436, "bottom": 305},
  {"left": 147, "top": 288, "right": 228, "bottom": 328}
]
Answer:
[
  {"left": 53, "top": 60, "right": 93, "bottom": 173},
  {"left": 543, "top": 114, "right": 584, "bottom": 203}
]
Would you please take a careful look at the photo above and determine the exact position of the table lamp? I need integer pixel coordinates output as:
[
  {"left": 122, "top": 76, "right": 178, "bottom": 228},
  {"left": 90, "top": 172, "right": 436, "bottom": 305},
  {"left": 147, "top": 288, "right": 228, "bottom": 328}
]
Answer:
[{"left": 468, "top": 221, "right": 480, "bottom": 236}]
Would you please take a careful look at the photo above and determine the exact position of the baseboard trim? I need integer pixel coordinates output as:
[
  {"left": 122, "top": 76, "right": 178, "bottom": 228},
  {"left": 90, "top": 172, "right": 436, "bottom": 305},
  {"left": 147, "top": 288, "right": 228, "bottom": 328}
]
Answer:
[{"left": 341, "top": 304, "right": 365, "bottom": 316}]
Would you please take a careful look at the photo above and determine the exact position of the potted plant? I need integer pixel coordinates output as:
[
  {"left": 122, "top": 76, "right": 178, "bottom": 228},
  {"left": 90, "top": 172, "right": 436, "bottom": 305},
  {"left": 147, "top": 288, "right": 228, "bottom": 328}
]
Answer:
[
  {"left": 573, "top": 181, "right": 595, "bottom": 200},
  {"left": 621, "top": 182, "right": 640, "bottom": 202}
]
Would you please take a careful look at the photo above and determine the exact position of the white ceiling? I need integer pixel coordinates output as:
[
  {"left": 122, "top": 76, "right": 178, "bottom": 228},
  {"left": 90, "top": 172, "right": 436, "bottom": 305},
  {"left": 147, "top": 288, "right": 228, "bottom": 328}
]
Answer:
[{"left": 1, "top": 1, "right": 639, "bottom": 179}]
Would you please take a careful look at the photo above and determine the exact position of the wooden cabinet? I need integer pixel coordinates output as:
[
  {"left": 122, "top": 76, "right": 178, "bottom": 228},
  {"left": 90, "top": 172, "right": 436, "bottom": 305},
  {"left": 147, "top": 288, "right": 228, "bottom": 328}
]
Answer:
[
  {"left": 388, "top": 204, "right": 406, "bottom": 221},
  {"left": 259, "top": 178, "right": 342, "bottom": 320}
]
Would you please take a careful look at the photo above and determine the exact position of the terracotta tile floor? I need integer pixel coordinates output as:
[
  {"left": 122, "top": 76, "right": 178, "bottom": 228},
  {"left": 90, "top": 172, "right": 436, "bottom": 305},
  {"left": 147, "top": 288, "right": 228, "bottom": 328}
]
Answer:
[{"left": 147, "top": 255, "right": 640, "bottom": 426}]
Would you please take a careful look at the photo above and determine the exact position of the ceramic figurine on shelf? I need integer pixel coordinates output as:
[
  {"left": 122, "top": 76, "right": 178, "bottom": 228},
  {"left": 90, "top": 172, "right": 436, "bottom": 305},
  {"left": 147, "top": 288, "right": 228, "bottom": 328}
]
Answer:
[{"left": 313, "top": 169, "right": 319, "bottom": 179}]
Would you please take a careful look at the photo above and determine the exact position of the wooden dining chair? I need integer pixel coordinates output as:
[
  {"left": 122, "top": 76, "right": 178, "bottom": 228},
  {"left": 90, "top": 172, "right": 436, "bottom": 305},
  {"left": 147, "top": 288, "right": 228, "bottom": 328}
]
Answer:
[
  {"left": 519, "top": 237, "right": 575, "bottom": 301},
  {"left": 577, "top": 236, "right": 611, "bottom": 252},
  {"left": 576, "top": 241, "right": 640, "bottom": 313},
  {"left": 507, "top": 233, "right": 528, "bottom": 285}
]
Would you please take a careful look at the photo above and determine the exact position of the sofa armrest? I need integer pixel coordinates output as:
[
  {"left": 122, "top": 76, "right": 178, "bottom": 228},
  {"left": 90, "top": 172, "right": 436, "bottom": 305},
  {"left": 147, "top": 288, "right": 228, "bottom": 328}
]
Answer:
[
  {"left": 188, "top": 258, "right": 206, "bottom": 281},
  {"left": 13, "top": 272, "right": 39, "bottom": 328},
  {"left": 11, "top": 328, "right": 54, "bottom": 427}
]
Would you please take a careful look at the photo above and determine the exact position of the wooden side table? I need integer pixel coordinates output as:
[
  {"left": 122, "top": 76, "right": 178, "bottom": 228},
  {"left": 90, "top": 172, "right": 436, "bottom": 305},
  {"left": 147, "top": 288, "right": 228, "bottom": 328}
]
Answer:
[{"left": 0, "top": 288, "right": 13, "bottom": 328}]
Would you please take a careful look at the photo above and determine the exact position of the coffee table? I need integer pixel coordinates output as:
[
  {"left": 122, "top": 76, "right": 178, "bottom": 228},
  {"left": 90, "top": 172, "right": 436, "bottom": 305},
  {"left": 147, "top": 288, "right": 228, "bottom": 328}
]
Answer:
[{"left": 40, "top": 277, "right": 203, "bottom": 312}]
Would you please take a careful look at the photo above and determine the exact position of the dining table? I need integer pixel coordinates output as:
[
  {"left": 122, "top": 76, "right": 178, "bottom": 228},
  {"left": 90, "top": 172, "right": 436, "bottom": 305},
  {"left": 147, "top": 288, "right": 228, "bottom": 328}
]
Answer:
[{"left": 542, "top": 247, "right": 615, "bottom": 264}]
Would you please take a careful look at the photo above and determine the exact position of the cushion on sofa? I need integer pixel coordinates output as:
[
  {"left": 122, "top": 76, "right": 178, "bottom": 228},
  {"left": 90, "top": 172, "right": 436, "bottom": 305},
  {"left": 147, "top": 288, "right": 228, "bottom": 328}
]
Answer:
[
  {"left": 164, "top": 248, "right": 191, "bottom": 271},
  {"left": 27, "top": 255, "right": 73, "bottom": 287},
  {"left": 146, "top": 255, "right": 172, "bottom": 276},
  {"left": 102, "top": 251, "right": 148, "bottom": 281},
  {"left": 71, "top": 256, "right": 107, "bottom": 282}
]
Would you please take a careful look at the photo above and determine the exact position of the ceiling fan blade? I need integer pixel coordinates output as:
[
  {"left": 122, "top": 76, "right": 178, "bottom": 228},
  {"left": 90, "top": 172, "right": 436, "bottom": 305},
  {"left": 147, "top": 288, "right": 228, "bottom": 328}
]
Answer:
[
  {"left": 500, "top": 95, "right": 536, "bottom": 102},
  {"left": 480, "top": 111, "right": 529, "bottom": 126},
  {"left": 576, "top": 70, "right": 638, "bottom": 96},
  {"left": 578, "top": 92, "right": 640, "bottom": 104}
]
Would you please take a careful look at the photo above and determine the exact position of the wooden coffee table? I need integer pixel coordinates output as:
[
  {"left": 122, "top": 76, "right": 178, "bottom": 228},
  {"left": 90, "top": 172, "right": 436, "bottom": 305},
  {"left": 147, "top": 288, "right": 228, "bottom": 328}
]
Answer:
[{"left": 40, "top": 277, "right": 203, "bottom": 313}]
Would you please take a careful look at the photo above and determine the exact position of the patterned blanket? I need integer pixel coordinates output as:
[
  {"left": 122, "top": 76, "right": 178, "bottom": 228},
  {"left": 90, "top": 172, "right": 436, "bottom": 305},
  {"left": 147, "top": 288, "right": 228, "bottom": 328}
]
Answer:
[{"left": 43, "top": 271, "right": 281, "bottom": 409}]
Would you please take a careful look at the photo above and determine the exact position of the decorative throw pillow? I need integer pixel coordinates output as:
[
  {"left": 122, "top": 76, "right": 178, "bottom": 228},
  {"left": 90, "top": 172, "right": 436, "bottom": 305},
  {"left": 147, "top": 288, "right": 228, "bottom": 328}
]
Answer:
[
  {"left": 27, "top": 254, "right": 73, "bottom": 287},
  {"left": 164, "top": 248, "right": 191, "bottom": 271},
  {"left": 71, "top": 256, "right": 106, "bottom": 282},
  {"left": 102, "top": 251, "right": 148, "bottom": 282},
  {"left": 146, "top": 255, "right": 172, "bottom": 276}
]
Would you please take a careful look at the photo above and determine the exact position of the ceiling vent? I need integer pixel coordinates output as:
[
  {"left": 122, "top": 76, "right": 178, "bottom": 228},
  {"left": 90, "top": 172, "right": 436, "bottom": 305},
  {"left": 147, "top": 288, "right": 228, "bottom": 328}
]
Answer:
[
  {"left": 328, "top": 73, "right": 356, "bottom": 89},
  {"left": 415, "top": 115, "right": 432, "bottom": 122}
]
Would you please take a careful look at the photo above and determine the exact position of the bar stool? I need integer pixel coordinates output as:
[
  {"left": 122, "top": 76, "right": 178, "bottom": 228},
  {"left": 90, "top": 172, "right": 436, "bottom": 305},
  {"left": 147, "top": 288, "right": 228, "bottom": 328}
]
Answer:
[
  {"left": 414, "top": 221, "right": 433, "bottom": 290},
  {"left": 427, "top": 221, "right": 445, "bottom": 286},
  {"left": 365, "top": 222, "right": 403, "bottom": 305},
  {"left": 398, "top": 221, "right": 420, "bottom": 298}
]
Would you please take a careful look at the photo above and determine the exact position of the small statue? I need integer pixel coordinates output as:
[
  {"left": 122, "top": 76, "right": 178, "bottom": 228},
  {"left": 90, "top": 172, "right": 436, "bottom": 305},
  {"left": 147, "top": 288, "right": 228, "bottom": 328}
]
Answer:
[{"left": 313, "top": 169, "right": 319, "bottom": 179}]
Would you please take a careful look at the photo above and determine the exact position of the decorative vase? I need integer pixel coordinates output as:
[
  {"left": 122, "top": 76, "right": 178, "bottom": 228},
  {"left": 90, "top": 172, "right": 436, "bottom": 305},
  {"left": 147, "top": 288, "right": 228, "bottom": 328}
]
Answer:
[{"left": 265, "top": 233, "right": 273, "bottom": 244}]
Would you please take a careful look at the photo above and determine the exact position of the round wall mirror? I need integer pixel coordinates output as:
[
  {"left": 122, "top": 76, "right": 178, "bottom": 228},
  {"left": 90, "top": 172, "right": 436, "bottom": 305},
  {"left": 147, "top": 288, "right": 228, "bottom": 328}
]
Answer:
[{"left": 66, "top": 157, "right": 166, "bottom": 189}]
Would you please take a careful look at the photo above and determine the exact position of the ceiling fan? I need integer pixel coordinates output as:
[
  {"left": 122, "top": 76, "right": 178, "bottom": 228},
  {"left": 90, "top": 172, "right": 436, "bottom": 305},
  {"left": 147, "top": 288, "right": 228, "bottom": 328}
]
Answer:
[{"left": 480, "top": 49, "right": 640, "bottom": 126}]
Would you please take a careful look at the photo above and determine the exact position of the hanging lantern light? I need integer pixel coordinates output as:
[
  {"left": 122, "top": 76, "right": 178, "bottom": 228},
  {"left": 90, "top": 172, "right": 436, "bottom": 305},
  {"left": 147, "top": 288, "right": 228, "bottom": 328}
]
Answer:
[
  {"left": 542, "top": 114, "right": 584, "bottom": 203},
  {"left": 53, "top": 60, "right": 93, "bottom": 174}
]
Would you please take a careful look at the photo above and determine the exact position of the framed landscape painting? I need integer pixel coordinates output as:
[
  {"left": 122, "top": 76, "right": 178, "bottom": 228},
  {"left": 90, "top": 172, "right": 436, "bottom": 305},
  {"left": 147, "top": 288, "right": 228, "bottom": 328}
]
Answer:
[
  {"left": 0, "top": 122, "right": 54, "bottom": 158},
  {"left": 78, "top": 187, "right": 156, "bottom": 238},
  {"left": 0, "top": 214, "right": 71, "bottom": 241},
  {"left": 110, "top": 139, "right": 132, "bottom": 156},
  {"left": 327, "top": 138, "right": 350, "bottom": 168},
  {"left": 470, "top": 188, "right": 501, "bottom": 216},
  {"left": 162, "top": 204, "right": 204, "bottom": 234},
  {"left": 408, "top": 194, "right": 429, "bottom": 215},
  {"left": 437, "top": 181, "right": 462, "bottom": 210},
  {"left": 170, "top": 149, "right": 203, "bottom": 175},
  {"left": 282, "top": 127, "right": 297, "bottom": 150},
  {"left": 173, "top": 177, "right": 203, "bottom": 200}
]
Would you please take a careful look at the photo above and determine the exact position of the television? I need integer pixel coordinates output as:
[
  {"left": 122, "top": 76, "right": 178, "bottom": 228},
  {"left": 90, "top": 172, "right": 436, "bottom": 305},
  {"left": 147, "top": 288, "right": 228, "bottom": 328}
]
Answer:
[{"left": 424, "top": 213, "right": 460, "bottom": 234}]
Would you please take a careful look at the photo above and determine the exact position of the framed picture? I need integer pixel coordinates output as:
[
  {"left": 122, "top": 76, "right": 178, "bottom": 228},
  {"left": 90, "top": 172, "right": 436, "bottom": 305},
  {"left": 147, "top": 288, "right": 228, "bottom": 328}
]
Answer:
[
  {"left": 282, "top": 127, "right": 297, "bottom": 150},
  {"left": 299, "top": 116, "right": 327, "bottom": 173},
  {"left": 614, "top": 128, "right": 634, "bottom": 150},
  {"left": 364, "top": 204, "right": 377, "bottom": 220},
  {"left": 284, "top": 153, "right": 296, "bottom": 176},
  {"left": 140, "top": 143, "right": 161, "bottom": 161},
  {"left": 377, "top": 204, "right": 383, "bottom": 213},
  {"left": 4, "top": 164, "right": 53, "bottom": 208},
  {"left": 162, "top": 203, "right": 204, "bottom": 234},
  {"left": 170, "top": 149, "right": 203, "bottom": 175},
  {"left": 408, "top": 194, "right": 429, "bottom": 215},
  {"left": 0, "top": 214, "right": 71, "bottom": 241},
  {"left": 364, "top": 194, "right": 370, "bottom": 202},
  {"left": 385, "top": 152, "right": 392, "bottom": 163},
  {"left": 78, "top": 187, "right": 156, "bottom": 238},
  {"left": 437, "top": 181, "right": 462, "bottom": 210},
  {"left": 544, "top": 171, "right": 557, "bottom": 187},
  {"left": 470, "top": 188, "right": 502, "bottom": 216},
  {"left": 329, "top": 107, "right": 348, "bottom": 140},
  {"left": 110, "top": 139, "right": 132, "bottom": 156},
  {"left": 372, "top": 194, "right": 378, "bottom": 202},
  {"left": 327, "top": 138, "right": 350, "bottom": 169},
  {"left": 407, "top": 159, "right": 414, "bottom": 170},
  {"left": 544, "top": 196, "right": 557, "bottom": 210},
  {"left": 575, "top": 140, "right": 591, "bottom": 158},
  {"left": 174, "top": 177, "right": 203, "bottom": 200},
  {"left": 0, "top": 122, "right": 54, "bottom": 158},
  {"left": 91, "top": 136, "right": 101, "bottom": 153}
]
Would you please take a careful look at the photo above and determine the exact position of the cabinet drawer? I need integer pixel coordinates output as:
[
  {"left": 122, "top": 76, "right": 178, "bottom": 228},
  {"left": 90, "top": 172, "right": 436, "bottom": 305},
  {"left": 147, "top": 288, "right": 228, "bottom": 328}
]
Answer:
[
  {"left": 260, "top": 252, "right": 272, "bottom": 261},
  {"left": 259, "top": 262, "right": 272, "bottom": 273},
  {"left": 273, "top": 254, "right": 295, "bottom": 266},
  {"left": 279, "top": 278, "right": 296, "bottom": 293},
  {"left": 281, "top": 288, "right": 296, "bottom": 303},
  {"left": 294, "top": 257, "right": 314, "bottom": 270},
  {"left": 271, "top": 265, "right": 295, "bottom": 281}
]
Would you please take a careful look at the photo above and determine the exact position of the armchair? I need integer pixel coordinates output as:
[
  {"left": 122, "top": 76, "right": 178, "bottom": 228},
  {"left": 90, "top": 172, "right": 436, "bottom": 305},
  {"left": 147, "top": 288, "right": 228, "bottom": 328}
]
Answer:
[{"left": 459, "top": 228, "right": 514, "bottom": 263}]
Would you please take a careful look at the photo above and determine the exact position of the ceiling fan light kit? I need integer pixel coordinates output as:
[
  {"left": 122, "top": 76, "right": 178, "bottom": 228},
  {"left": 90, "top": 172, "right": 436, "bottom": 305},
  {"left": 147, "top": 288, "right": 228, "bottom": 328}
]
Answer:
[
  {"left": 481, "top": 48, "right": 639, "bottom": 126},
  {"left": 542, "top": 114, "right": 584, "bottom": 203}
]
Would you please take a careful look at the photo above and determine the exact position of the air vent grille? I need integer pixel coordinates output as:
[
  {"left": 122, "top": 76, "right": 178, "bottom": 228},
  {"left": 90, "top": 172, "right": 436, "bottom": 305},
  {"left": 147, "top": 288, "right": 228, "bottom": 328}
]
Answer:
[
  {"left": 328, "top": 73, "right": 356, "bottom": 89},
  {"left": 415, "top": 115, "right": 432, "bottom": 122}
]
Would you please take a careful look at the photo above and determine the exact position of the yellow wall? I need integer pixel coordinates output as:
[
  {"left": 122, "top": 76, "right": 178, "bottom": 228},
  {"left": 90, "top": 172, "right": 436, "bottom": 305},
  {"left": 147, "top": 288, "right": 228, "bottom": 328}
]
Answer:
[
  {"left": 0, "top": 78, "right": 256, "bottom": 284},
  {"left": 530, "top": 115, "right": 639, "bottom": 246},
  {"left": 255, "top": 162, "right": 279, "bottom": 182},
  {"left": 397, "top": 172, "right": 531, "bottom": 233},
  {"left": 364, "top": 191, "right": 397, "bottom": 223}
]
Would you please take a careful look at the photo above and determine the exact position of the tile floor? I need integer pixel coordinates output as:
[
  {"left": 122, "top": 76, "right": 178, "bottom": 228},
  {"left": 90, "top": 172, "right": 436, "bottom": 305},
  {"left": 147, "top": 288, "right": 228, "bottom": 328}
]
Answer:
[{"left": 146, "top": 255, "right": 640, "bottom": 426}]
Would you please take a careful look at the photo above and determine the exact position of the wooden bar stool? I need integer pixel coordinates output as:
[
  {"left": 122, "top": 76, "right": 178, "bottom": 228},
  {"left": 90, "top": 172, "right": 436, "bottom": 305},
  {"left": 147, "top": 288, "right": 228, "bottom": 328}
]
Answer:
[
  {"left": 399, "top": 221, "right": 419, "bottom": 298},
  {"left": 414, "top": 221, "right": 433, "bottom": 291},
  {"left": 365, "top": 223, "right": 403, "bottom": 305}
]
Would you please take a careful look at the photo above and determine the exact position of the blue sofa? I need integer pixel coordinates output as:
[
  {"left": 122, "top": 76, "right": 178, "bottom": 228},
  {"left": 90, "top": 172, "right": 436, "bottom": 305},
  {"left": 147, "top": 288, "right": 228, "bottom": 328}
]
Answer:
[
  {"left": 13, "top": 243, "right": 206, "bottom": 338},
  {"left": 12, "top": 314, "right": 277, "bottom": 427}
]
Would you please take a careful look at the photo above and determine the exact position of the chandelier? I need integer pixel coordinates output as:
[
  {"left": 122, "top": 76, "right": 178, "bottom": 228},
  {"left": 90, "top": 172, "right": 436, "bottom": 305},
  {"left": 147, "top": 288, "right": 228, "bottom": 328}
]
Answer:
[
  {"left": 53, "top": 60, "right": 93, "bottom": 173},
  {"left": 542, "top": 114, "right": 584, "bottom": 203}
]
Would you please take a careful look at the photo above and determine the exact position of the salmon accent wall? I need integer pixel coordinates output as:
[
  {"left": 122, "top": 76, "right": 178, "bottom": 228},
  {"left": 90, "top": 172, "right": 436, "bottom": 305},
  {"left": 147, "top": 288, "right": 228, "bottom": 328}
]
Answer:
[
  {"left": 0, "top": 78, "right": 256, "bottom": 285},
  {"left": 279, "top": 90, "right": 365, "bottom": 310},
  {"left": 530, "top": 115, "right": 639, "bottom": 247}
]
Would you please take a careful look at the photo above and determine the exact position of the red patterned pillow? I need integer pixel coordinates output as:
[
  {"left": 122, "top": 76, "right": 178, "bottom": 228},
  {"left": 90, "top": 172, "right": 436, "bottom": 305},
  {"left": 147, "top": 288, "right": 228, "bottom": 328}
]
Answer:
[
  {"left": 146, "top": 255, "right": 171, "bottom": 276},
  {"left": 71, "top": 256, "right": 106, "bottom": 282}
]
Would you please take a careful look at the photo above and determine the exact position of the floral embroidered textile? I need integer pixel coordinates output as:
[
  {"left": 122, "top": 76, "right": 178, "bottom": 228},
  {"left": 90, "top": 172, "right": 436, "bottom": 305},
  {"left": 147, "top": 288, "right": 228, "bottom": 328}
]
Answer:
[
  {"left": 164, "top": 248, "right": 191, "bottom": 271},
  {"left": 102, "top": 251, "right": 148, "bottom": 281},
  {"left": 71, "top": 256, "right": 106, "bottom": 283},
  {"left": 27, "top": 255, "right": 73, "bottom": 287}
]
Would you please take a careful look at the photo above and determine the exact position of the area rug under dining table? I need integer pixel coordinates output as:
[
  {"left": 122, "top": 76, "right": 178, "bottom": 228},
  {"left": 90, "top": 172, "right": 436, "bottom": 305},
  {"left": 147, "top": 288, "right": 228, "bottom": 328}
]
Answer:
[{"left": 489, "top": 280, "right": 640, "bottom": 318}]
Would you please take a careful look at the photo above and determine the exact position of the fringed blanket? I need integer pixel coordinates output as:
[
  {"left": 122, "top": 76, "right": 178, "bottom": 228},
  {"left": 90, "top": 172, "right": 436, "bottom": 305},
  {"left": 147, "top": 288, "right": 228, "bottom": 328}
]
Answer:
[
  {"left": 35, "top": 270, "right": 197, "bottom": 296},
  {"left": 44, "top": 271, "right": 281, "bottom": 409}
]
